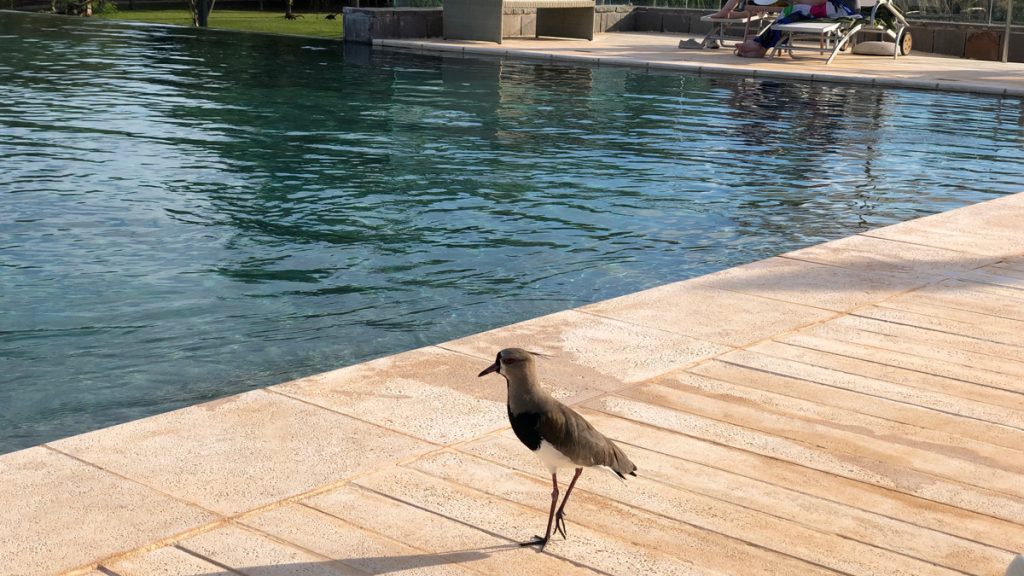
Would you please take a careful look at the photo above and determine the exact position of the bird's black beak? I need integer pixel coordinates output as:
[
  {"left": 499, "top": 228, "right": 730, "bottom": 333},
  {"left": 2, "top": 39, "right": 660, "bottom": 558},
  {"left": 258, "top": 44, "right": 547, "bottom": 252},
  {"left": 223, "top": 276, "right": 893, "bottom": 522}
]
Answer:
[{"left": 478, "top": 362, "right": 499, "bottom": 377}]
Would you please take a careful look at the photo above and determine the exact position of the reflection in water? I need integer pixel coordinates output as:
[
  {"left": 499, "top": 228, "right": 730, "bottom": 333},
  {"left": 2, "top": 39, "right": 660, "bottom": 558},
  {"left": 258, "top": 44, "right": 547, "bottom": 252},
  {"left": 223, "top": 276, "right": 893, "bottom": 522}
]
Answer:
[{"left": 1, "top": 11, "right": 1022, "bottom": 453}]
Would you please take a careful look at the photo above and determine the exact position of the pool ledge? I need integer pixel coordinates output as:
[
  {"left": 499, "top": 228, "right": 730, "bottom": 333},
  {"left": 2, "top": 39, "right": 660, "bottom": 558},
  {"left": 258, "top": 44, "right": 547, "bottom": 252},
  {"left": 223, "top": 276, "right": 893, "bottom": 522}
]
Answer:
[
  {"left": 376, "top": 32, "right": 1024, "bottom": 97},
  {"left": 3, "top": 192, "right": 1024, "bottom": 575}
]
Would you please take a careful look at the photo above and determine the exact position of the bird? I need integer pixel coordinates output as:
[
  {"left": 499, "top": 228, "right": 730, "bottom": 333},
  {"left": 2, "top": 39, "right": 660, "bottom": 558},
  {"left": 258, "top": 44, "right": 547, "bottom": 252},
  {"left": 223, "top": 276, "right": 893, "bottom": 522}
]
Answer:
[{"left": 478, "top": 347, "right": 637, "bottom": 550}]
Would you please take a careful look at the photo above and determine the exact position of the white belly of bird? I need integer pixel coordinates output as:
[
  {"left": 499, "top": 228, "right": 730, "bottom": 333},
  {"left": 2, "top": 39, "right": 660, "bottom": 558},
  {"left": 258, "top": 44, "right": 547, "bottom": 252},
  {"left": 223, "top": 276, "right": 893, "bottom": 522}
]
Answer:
[{"left": 534, "top": 440, "right": 577, "bottom": 473}]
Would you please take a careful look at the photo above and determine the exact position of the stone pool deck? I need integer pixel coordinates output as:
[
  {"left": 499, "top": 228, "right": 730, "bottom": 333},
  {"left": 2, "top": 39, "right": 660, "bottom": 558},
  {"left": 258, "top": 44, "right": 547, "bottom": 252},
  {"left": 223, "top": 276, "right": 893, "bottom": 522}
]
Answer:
[
  {"left": 377, "top": 31, "right": 1024, "bottom": 97},
  {"left": 3, "top": 191, "right": 1024, "bottom": 575}
]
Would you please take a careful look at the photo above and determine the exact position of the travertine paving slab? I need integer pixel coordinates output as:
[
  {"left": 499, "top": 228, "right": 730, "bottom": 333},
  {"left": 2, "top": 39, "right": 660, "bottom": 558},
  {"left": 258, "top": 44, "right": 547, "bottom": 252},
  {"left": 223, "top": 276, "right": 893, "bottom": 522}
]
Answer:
[
  {"left": 409, "top": 449, "right": 840, "bottom": 576},
  {"left": 638, "top": 372, "right": 1024, "bottom": 472},
  {"left": 428, "top": 441, "right": 969, "bottom": 576},
  {"left": 774, "top": 328, "right": 1024, "bottom": 396},
  {"left": 541, "top": 411, "right": 1024, "bottom": 553},
  {"left": 588, "top": 394, "right": 1024, "bottom": 524},
  {"left": 692, "top": 357, "right": 1024, "bottom": 451},
  {"left": 303, "top": 480, "right": 616, "bottom": 576},
  {"left": 864, "top": 193, "right": 1024, "bottom": 257},
  {"left": 781, "top": 234, "right": 995, "bottom": 278},
  {"left": 581, "top": 280, "right": 836, "bottom": 347},
  {"left": 872, "top": 291, "right": 1024, "bottom": 344},
  {"left": 50, "top": 390, "right": 432, "bottom": 516},
  {"left": 903, "top": 279, "right": 1024, "bottom": 322},
  {"left": 0, "top": 447, "right": 216, "bottom": 576},
  {"left": 274, "top": 347, "right": 519, "bottom": 445},
  {"left": 615, "top": 378, "right": 1024, "bottom": 499},
  {"left": 719, "top": 349, "right": 1024, "bottom": 441},
  {"left": 452, "top": 439, "right": 1010, "bottom": 576},
  {"left": 242, "top": 503, "right": 473, "bottom": 575},
  {"left": 104, "top": 546, "right": 226, "bottom": 576},
  {"left": 752, "top": 335, "right": 1024, "bottom": 412},
  {"left": 689, "top": 256, "right": 928, "bottom": 312},
  {"left": 176, "top": 524, "right": 357, "bottom": 576},
  {"left": 851, "top": 305, "right": 1024, "bottom": 362},
  {"left": 352, "top": 467, "right": 704, "bottom": 576},
  {"left": 440, "top": 309, "right": 731, "bottom": 385}
]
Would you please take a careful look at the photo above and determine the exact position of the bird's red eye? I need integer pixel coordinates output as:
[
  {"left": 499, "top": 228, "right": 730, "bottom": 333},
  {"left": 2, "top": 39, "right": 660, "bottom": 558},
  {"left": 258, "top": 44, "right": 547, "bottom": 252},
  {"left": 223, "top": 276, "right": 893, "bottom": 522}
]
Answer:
[{"left": 501, "top": 357, "right": 520, "bottom": 365}]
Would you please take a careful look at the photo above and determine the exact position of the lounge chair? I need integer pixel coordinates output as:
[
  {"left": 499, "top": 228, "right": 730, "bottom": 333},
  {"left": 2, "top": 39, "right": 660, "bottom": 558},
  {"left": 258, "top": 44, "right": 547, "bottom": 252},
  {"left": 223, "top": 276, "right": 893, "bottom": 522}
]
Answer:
[
  {"left": 680, "top": 0, "right": 774, "bottom": 50},
  {"left": 767, "top": 0, "right": 911, "bottom": 64},
  {"left": 443, "top": 0, "right": 596, "bottom": 44}
]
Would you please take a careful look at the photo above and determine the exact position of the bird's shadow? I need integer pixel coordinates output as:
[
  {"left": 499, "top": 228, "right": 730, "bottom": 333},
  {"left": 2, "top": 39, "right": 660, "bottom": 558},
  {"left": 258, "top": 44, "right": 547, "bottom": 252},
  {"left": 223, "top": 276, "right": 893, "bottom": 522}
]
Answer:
[{"left": 183, "top": 544, "right": 521, "bottom": 576}]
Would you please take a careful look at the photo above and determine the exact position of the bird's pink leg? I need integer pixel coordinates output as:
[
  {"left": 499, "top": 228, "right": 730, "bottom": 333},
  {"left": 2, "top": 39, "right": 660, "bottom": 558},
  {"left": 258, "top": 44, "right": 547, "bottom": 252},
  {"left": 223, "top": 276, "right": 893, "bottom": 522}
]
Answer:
[
  {"left": 521, "top": 472, "right": 559, "bottom": 550},
  {"left": 554, "top": 467, "right": 583, "bottom": 538}
]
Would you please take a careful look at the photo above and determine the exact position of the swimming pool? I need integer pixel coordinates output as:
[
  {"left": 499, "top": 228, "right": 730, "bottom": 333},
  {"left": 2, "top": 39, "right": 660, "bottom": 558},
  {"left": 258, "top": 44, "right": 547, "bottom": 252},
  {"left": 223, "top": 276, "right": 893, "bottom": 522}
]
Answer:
[{"left": 1, "top": 11, "right": 1022, "bottom": 454}]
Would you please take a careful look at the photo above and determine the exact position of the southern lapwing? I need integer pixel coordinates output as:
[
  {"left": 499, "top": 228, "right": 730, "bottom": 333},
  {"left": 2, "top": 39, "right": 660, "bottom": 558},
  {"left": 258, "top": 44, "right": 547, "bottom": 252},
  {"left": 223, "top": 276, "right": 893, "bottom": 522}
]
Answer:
[{"left": 478, "top": 347, "right": 637, "bottom": 550}]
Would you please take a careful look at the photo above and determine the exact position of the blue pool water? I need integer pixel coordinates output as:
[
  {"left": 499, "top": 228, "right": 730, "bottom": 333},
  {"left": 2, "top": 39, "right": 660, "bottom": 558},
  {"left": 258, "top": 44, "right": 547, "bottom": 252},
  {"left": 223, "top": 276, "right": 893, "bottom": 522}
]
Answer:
[{"left": 1, "top": 11, "right": 1023, "bottom": 454}]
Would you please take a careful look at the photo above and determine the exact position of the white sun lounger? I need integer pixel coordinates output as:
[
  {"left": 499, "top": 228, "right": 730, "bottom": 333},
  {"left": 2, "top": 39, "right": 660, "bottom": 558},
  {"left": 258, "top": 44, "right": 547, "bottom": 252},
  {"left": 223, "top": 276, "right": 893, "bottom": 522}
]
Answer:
[{"left": 767, "top": 0, "right": 911, "bottom": 64}]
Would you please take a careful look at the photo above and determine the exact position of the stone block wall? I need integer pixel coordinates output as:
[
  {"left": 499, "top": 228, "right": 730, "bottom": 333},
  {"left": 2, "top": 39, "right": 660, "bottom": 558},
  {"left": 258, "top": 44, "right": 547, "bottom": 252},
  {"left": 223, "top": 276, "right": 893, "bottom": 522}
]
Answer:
[{"left": 342, "top": 3, "right": 1023, "bottom": 62}]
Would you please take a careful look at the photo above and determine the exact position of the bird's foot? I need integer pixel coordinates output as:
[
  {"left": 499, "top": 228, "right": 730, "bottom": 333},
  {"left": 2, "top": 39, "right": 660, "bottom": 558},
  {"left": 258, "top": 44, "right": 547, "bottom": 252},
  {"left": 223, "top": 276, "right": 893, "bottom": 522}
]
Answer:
[
  {"left": 519, "top": 536, "right": 549, "bottom": 551},
  {"left": 555, "top": 512, "right": 567, "bottom": 539}
]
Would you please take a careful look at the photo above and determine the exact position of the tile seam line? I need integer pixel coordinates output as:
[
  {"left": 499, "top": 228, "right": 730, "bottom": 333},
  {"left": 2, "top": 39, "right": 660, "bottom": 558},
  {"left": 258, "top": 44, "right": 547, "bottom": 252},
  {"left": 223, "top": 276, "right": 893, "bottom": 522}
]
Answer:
[
  {"left": 880, "top": 290, "right": 1024, "bottom": 324},
  {"left": 439, "top": 444, "right": 945, "bottom": 576},
  {"left": 261, "top": 387, "right": 447, "bottom": 447},
  {"left": 39, "top": 444, "right": 225, "bottom": 518},
  {"left": 867, "top": 300, "right": 1024, "bottom": 345},
  {"left": 341, "top": 481, "right": 618, "bottom": 576},
  {"left": 583, "top": 401, "right": 1024, "bottom": 527},
  {"left": 281, "top": 501, "right": 491, "bottom": 576},
  {"left": 859, "top": 230, "right": 1009, "bottom": 256},
  {"left": 424, "top": 453, "right": 859, "bottom": 576},
  {"left": 714, "top": 353, "right": 1024, "bottom": 437},
  {"left": 753, "top": 338, "right": 1024, "bottom": 418},
  {"left": 598, "top": 385, "right": 1024, "bottom": 502},
  {"left": 598, "top": 433, "right": 1023, "bottom": 555},
  {"left": 675, "top": 360, "right": 1024, "bottom": 456},
  {"left": 176, "top": 521, "right": 387, "bottom": 576},
  {"left": 836, "top": 313, "right": 1024, "bottom": 371}
]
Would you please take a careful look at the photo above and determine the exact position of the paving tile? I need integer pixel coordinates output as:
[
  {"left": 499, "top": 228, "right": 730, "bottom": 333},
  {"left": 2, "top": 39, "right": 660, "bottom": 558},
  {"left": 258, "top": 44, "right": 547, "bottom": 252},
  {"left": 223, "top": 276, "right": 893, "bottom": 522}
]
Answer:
[
  {"left": 692, "top": 355, "right": 1024, "bottom": 457},
  {"left": 350, "top": 467, "right": 704, "bottom": 576},
  {"left": 0, "top": 447, "right": 216, "bottom": 576},
  {"left": 685, "top": 256, "right": 926, "bottom": 312},
  {"left": 863, "top": 299, "right": 1024, "bottom": 349},
  {"left": 303, "top": 479, "right": 607, "bottom": 576},
  {"left": 717, "top": 348, "right": 1024, "bottom": 445},
  {"left": 50, "top": 390, "right": 432, "bottom": 516},
  {"left": 959, "top": 265, "right": 1024, "bottom": 290},
  {"left": 421, "top": 445, "right": 971, "bottom": 576},
  {"left": 508, "top": 411, "right": 1024, "bottom": 554},
  {"left": 795, "top": 321, "right": 1024, "bottom": 396},
  {"left": 580, "top": 279, "right": 836, "bottom": 348},
  {"left": 782, "top": 234, "right": 995, "bottom": 279},
  {"left": 851, "top": 303, "right": 1024, "bottom": 360},
  {"left": 456, "top": 436, "right": 1011, "bottom": 576},
  {"left": 611, "top": 376, "right": 1024, "bottom": 499},
  {"left": 440, "top": 309, "right": 732, "bottom": 386},
  {"left": 103, "top": 545, "right": 227, "bottom": 576},
  {"left": 242, "top": 503, "right": 472, "bottom": 575},
  {"left": 864, "top": 193, "right": 1024, "bottom": 257},
  {"left": 755, "top": 333, "right": 1024, "bottom": 414},
  {"left": 273, "top": 347, "right": 514, "bottom": 445},
  {"left": 409, "top": 449, "right": 841, "bottom": 576},
  {"left": 641, "top": 371, "right": 1024, "bottom": 474},
  {"left": 177, "top": 524, "right": 356, "bottom": 576},
  {"left": 906, "top": 279, "right": 1024, "bottom": 321},
  {"left": 586, "top": 394, "right": 1024, "bottom": 524}
]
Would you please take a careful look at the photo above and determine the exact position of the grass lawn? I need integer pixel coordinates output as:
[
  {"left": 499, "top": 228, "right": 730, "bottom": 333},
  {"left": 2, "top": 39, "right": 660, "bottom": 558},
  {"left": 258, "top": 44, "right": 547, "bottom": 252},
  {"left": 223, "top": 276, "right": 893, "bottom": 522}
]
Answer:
[{"left": 96, "top": 9, "right": 343, "bottom": 38}]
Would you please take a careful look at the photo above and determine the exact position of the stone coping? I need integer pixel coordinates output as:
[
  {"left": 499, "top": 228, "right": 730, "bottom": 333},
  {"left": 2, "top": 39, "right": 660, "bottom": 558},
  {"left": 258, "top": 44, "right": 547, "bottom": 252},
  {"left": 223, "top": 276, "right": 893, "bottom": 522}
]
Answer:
[
  {"left": 375, "top": 32, "right": 1024, "bottom": 97},
  {"left": 2, "top": 192, "right": 1024, "bottom": 575}
]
